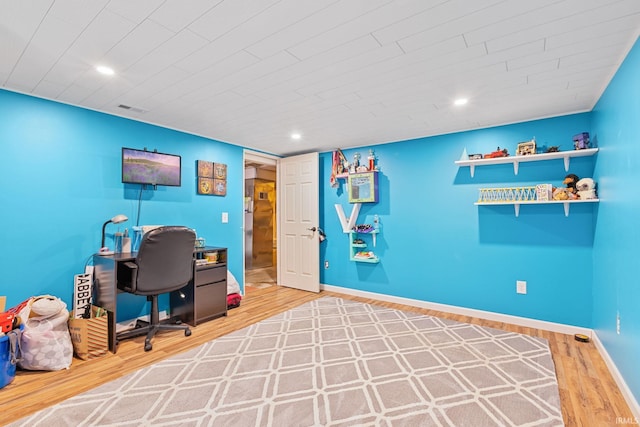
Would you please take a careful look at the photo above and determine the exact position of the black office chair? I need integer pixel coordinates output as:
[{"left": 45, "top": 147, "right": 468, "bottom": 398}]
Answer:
[{"left": 116, "top": 226, "right": 196, "bottom": 351}]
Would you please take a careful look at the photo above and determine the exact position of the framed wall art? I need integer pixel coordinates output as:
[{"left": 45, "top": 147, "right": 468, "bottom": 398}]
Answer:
[
  {"left": 197, "top": 160, "right": 213, "bottom": 177},
  {"left": 213, "top": 163, "right": 227, "bottom": 180},
  {"left": 197, "top": 160, "right": 227, "bottom": 196},
  {"left": 212, "top": 179, "right": 226, "bottom": 196},
  {"left": 198, "top": 177, "right": 214, "bottom": 195}
]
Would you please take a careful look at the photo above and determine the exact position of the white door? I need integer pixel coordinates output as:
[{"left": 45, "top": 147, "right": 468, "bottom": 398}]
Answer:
[{"left": 278, "top": 152, "right": 320, "bottom": 292}]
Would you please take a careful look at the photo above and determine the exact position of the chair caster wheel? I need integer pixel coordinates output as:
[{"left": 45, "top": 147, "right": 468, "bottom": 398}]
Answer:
[
  {"left": 185, "top": 329, "right": 192, "bottom": 337},
  {"left": 144, "top": 343, "right": 152, "bottom": 352}
]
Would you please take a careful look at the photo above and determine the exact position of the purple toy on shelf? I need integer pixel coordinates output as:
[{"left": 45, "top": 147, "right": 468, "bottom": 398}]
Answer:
[{"left": 573, "top": 132, "right": 590, "bottom": 150}]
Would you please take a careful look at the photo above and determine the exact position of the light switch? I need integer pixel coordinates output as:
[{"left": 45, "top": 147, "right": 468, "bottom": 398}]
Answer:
[{"left": 221, "top": 212, "right": 228, "bottom": 223}]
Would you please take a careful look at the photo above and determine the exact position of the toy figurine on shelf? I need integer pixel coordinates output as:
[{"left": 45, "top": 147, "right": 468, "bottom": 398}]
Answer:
[
  {"left": 368, "top": 149, "right": 376, "bottom": 171},
  {"left": 573, "top": 132, "right": 590, "bottom": 150},
  {"left": 485, "top": 147, "right": 509, "bottom": 158},
  {"left": 516, "top": 139, "right": 536, "bottom": 156},
  {"left": 350, "top": 152, "right": 361, "bottom": 173}
]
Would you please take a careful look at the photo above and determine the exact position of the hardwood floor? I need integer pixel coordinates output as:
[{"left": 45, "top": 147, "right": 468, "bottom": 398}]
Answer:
[
  {"left": 245, "top": 265, "right": 277, "bottom": 290},
  {"left": 1, "top": 286, "right": 633, "bottom": 426}
]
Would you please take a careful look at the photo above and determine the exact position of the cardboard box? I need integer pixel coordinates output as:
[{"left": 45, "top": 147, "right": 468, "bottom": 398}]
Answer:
[
  {"left": 0, "top": 297, "right": 7, "bottom": 334},
  {"left": 68, "top": 306, "right": 108, "bottom": 360}
]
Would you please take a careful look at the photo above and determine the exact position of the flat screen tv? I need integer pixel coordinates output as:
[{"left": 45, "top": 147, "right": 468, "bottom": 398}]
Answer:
[{"left": 122, "top": 147, "right": 181, "bottom": 187}]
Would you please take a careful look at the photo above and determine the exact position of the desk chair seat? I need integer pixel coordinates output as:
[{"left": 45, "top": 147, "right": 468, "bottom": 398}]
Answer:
[{"left": 116, "top": 226, "right": 196, "bottom": 351}]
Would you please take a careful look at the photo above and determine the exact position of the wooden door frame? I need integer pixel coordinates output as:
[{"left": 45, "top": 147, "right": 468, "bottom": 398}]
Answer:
[{"left": 243, "top": 150, "right": 280, "bottom": 293}]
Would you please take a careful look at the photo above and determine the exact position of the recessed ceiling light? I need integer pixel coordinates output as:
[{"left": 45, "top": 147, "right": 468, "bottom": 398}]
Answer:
[
  {"left": 291, "top": 133, "right": 302, "bottom": 140},
  {"left": 96, "top": 65, "right": 115, "bottom": 76},
  {"left": 454, "top": 98, "right": 468, "bottom": 106}
]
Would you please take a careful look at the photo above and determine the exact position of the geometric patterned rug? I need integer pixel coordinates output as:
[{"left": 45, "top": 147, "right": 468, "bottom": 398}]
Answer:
[{"left": 10, "top": 297, "right": 564, "bottom": 426}]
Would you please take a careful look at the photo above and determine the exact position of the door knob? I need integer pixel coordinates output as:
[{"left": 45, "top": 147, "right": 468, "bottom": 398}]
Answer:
[{"left": 307, "top": 227, "right": 317, "bottom": 232}]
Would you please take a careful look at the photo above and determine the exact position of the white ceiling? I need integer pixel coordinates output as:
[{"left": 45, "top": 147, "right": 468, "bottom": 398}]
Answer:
[{"left": 1, "top": 1, "right": 639, "bottom": 156}]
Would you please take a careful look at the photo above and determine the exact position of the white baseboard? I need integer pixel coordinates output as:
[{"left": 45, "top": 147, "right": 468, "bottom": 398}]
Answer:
[
  {"left": 115, "top": 310, "right": 169, "bottom": 333},
  {"left": 115, "top": 319, "right": 137, "bottom": 333},
  {"left": 321, "top": 283, "right": 639, "bottom": 418},
  {"left": 591, "top": 333, "right": 640, "bottom": 420},
  {"left": 321, "top": 284, "right": 592, "bottom": 336}
]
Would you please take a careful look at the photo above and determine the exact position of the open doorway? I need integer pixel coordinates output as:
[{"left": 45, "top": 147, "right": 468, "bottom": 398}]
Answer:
[{"left": 244, "top": 151, "right": 278, "bottom": 293}]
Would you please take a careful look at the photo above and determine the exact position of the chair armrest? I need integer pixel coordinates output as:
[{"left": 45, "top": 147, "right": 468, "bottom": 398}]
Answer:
[{"left": 117, "top": 261, "right": 139, "bottom": 293}]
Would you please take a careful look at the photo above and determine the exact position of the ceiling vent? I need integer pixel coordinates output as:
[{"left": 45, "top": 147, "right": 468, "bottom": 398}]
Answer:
[{"left": 118, "top": 104, "right": 147, "bottom": 113}]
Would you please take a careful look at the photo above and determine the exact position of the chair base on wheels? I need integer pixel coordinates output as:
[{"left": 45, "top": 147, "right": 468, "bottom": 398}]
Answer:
[
  {"left": 116, "top": 294, "right": 191, "bottom": 351},
  {"left": 117, "top": 322, "right": 192, "bottom": 352}
]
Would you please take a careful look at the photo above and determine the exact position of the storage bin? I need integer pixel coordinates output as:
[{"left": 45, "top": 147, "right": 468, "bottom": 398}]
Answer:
[{"left": 0, "top": 325, "right": 23, "bottom": 389}]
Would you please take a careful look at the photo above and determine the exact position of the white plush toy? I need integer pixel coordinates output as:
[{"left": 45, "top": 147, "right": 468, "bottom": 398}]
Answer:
[{"left": 576, "top": 178, "right": 597, "bottom": 199}]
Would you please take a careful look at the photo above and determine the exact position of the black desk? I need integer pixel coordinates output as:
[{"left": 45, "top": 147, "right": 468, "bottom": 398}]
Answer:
[{"left": 93, "top": 246, "right": 227, "bottom": 353}]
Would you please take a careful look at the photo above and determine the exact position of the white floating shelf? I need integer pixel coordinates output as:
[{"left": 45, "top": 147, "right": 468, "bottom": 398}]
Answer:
[
  {"left": 475, "top": 199, "right": 599, "bottom": 217},
  {"left": 456, "top": 148, "right": 598, "bottom": 177}
]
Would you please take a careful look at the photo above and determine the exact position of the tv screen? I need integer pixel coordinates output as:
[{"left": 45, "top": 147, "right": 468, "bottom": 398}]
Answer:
[{"left": 122, "top": 147, "right": 181, "bottom": 187}]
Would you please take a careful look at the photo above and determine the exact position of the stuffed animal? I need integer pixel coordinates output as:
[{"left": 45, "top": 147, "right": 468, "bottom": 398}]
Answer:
[
  {"left": 576, "top": 178, "right": 597, "bottom": 199},
  {"left": 552, "top": 188, "right": 569, "bottom": 200},
  {"left": 553, "top": 174, "right": 580, "bottom": 200}
]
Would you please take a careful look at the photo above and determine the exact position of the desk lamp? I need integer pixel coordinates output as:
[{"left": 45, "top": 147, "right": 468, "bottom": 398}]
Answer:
[{"left": 100, "top": 214, "right": 128, "bottom": 253}]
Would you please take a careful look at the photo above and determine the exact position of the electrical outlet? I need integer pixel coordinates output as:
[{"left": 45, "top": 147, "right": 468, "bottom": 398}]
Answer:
[
  {"left": 516, "top": 280, "right": 527, "bottom": 294},
  {"left": 221, "top": 212, "right": 228, "bottom": 223},
  {"left": 616, "top": 312, "right": 621, "bottom": 335},
  {"left": 324, "top": 261, "right": 329, "bottom": 269}
]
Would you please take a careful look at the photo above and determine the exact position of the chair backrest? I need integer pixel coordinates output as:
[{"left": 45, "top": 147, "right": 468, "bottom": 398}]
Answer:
[{"left": 133, "top": 226, "right": 196, "bottom": 296}]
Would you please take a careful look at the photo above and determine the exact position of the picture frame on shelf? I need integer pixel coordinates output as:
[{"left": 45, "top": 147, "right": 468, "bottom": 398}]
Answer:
[{"left": 348, "top": 171, "right": 378, "bottom": 203}]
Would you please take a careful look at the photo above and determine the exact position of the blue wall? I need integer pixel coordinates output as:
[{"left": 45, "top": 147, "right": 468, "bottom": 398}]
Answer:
[
  {"left": 320, "top": 114, "right": 595, "bottom": 328},
  {"left": 591, "top": 37, "right": 640, "bottom": 404},
  {"left": 0, "top": 90, "right": 244, "bottom": 321}
]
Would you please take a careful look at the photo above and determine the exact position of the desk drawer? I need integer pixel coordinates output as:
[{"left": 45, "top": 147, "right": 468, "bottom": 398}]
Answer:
[
  {"left": 195, "top": 280, "right": 227, "bottom": 323},
  {"left": 196, "top": 264, "right": 225, "bottom": 285}
]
